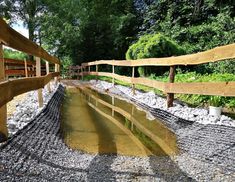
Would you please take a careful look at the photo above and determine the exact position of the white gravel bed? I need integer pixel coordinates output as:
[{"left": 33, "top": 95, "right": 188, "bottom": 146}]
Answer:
[
  {"left": 89, "top": 80, "right": 235, "bottom": 127},
  {"left": 7, "top": 82, "right": 59, "bottom": 136}
]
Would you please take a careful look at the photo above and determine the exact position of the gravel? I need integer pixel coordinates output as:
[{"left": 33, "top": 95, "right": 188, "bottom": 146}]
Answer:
[
  {"left": 7, "top": 82, "right": 58, "bottom": 136},
  {"left": 0, "top": 80, "right": 234, "bottom": 181},
  {"left": 0, "top": 85, "right": 193, "bottom": 181}
]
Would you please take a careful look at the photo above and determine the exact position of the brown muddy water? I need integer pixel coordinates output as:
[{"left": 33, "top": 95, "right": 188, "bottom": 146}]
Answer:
[{"left": 61, "top": 84, "right": 178, "bottom": 157}]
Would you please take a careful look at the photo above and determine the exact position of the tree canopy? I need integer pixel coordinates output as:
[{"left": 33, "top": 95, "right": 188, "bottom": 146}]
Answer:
[{"left": 1, "top": 0, "right": 235, "bottom": 72}]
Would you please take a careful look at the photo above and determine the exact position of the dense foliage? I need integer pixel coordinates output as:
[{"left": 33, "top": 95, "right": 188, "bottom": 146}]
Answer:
[
  {"left": 126, "top": 33, "right": 185, "bottom": 60},
  {"left": 38, "top": 0, "right": 141, "bottom": 65},
  {"left": 126, "top": 33, "right": 185, "bottom": 76},
  {"left": 139, "top": 0, "right": 235, "bottom": 74}
]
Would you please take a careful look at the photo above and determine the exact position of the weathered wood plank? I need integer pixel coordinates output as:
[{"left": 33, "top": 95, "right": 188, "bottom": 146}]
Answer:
[
  {"left": 5, "top": 69, "right": 35, "bottom": 76},
  {"left": 0, "top": 44, "right": 8, "bottom": 141},
  {"left": 0, "top": 72, "right": 59, "bottom": 108},
  {"left": 165, "top": 82, "right": 235, "bottom": 96},
  {"left": 84, "top": 71, "right": 235, "bottom": 96},
  {"left": 0, "top": 43, "right": 8, "bottom": 141},
  {"left": 4, "top": 58, "right": 35, "bottom": 66},
  {"left": 81, "top": 43, "right": 235, "bottom": 67}
]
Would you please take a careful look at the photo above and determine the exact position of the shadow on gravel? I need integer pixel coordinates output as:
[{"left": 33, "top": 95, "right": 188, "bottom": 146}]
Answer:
[
  {"left": 149, "top": 156, "right": 195, "bottom": 181},
  {"left": 86, "top": 108, "right": 117, "bottom": 181}
]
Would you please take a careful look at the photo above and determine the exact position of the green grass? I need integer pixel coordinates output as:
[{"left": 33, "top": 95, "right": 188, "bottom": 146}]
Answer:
[
  {"left": 83, "top": 72, "right": 235, "bottom": 109},
  {"left": 149, "top": 72, "right": 235, "bottom": 108}
]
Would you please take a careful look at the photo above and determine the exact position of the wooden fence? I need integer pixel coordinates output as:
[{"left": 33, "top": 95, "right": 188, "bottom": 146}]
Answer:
[
  {"left": 72, "top": 43, "right": 235, "bottom": 108},
  {"left": 0, "top": 18, "right": 61, "bottom": 141},
  {"left": 67, "top": 65, "right": 81, "bottom": 78},
  {"left": 4, "top": 58, "right": 55, "bottom": 78}
]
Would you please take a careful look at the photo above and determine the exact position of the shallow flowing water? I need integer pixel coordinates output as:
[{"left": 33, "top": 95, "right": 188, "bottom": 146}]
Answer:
[{"left": 61, "top": 84, "right": 178, "bottom": 156}]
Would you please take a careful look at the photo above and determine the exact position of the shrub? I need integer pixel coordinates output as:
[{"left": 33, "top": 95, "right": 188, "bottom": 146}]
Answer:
[{"left": 126, "top": 33, "right": 185, "bottom": 77}]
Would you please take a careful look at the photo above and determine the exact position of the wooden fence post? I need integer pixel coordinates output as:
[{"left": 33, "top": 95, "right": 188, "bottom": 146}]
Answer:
[
  {"left": 54, "top": 64, "right": 58, "bottom": 85},
  {"left": 46, "top": 61, "right": 51, "bottom": 93},
  {"left": 166, "top": 66, "right": 175, "bottom": 108},
  {"left": 32, "top": 65, "right": 35, "bottom": 77},
  {"left": 96, "top": 64, "right": 98, "bottom": 82},
  {"left": 132, "top": 67, "right": 135, "bottom": 95},
  {"left": 0, "top": 43, "right": 8, "bottom": 141},
  {"left": 112, "top": 62, "right": 115, "bottom": 86},
  {"left": 36, "top": 57, "right": 43, "bottom": 108},
  {"left": 24, "top": 58, "right": 28, "bottom": 77},
  {"left": 58, "top": 64, "right": 60, "bottom": 82}
]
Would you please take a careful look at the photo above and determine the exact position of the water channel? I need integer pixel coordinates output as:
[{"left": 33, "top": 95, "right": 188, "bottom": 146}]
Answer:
[{"left": 61, "top": 84, "right": 178, "bottom": 157}]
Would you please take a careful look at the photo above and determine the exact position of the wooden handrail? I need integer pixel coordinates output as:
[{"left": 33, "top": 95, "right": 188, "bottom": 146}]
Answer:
[
  {"left": 0, "top": 19, "right": 60, "bottom": 65},
  {"left": 0, "top": 72, "right": 59, "bottom": 108},
  {"left": 77, "top": 43, "right": 235, "bottom": 106},
  {"left": 80, "top": 71, "right": 235, "bottom": 96},
  {"left": 82, "top": 43, "right": 235, "bottom": 67}
]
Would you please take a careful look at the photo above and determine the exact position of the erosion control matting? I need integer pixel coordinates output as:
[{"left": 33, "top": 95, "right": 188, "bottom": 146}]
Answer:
[{"left": 0, "top": 84, "right": 234, "bottom": 181}]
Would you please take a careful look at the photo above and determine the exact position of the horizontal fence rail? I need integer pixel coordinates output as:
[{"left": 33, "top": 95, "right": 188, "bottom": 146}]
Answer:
[
  {"left": 0, "top": 19, "right": 60, "bottom": 65},
  {"left": 73, "top": 43, "right": 235, "bottom": 108},
  {"left": 4, "top": 58, "right": 54, "bottom": 77},
  {"left": 82, "top": 43, "right": 235, "bottom": 67},
  {"left": 81, "top": 71, "right": 235, "bottom": 96},
  {"left": 0, "top": 72, "right": 59, "bottom": 108}
]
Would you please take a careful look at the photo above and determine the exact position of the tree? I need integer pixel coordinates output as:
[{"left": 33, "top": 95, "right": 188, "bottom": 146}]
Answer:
[
  {"left": 40, "top": 0, "right": 141, "bottom": 65},
  {"left": 1, "top": 0, "right": 47, "bottom": 42},
  {"left": 138, "top": 0, "right": 235, "bottom": 74}
]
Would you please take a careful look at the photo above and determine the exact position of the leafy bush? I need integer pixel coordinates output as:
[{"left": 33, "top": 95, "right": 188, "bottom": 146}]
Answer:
[
  {"left": 4, "top": 49, "right": 27, "bottom": 60},
  {"left": 126, "top": 33, "right": 185, "bottom": 77}
]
